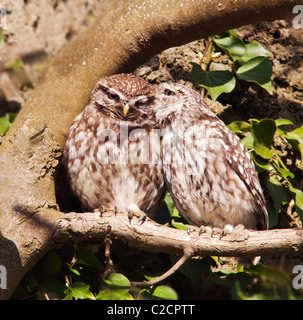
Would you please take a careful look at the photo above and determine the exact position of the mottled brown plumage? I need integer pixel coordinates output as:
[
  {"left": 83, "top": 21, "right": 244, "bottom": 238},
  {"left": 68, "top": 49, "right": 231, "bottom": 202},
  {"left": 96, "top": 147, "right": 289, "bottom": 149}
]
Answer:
[
  {"left": 64, "top": 74, "right": 165, "bottom": 218},
  {"left": 154, "top": 83, "right": 268, "bottom": 233}
]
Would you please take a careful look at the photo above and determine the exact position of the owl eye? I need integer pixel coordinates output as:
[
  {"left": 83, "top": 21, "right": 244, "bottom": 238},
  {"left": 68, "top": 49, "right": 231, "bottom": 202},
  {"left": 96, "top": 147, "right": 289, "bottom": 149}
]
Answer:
[
  {"left": 164, "top": 89, "right": 175, "bottom": 96},
  {"left": 107, "top": 92, "right": 120, "bottom": 101}
]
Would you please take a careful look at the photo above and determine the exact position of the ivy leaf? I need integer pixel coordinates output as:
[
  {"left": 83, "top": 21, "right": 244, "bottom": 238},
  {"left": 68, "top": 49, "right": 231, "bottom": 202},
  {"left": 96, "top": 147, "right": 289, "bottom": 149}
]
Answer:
[
  {"left": 152, "top": 285, "right": 178, "bottom": 300},
  {"left": 191, "top": 63, "right": 236, "bottom": 101},
  {"left": 266, "top": 177, "right": 288, "bottom": 213},
  {"left": 242, "top": 134, "right": 254, "bottom": 150},
  {"left": 96, "top": 288, "right": 133, "bottom": 300},
  {"left": 75, "top": 247, "right": 102, "bottom": 271},
  {"left": 266, "top": 200, "right": 279, "bottom": 228},
  {"left": 214, "top": 36, "right": 246, "bottom": 61},
  {"left": 37, "top": 251, "right": 61, "bottom": 276},
  {"left": 0, "top": 117, "right": 10, "bottom": 135},
  {"left": 250, "top": 119, "right": 276, "bottom": 159},
  {"left": 238, "top": 42, "right": 269, "bottom": 64},
  {"left": 272, "top": 162, "right": 294, "bottom": 180},
  {"left": 4, "top": 57, "right": 24, "bottom": 71},
  {"left": 97, "top": 273, "right": 133, "bottom": 300},
  {"left": 286, "top": 125, "right": 303, "bottom": 144},
  {"left": 249, "top": 151, "right": 271, "bottom": 172},
  {"left": 104, "top": 273, "right": 131, "bottom": 287},
  {"left": 236, "top": 57, "right": 273, "bottom": 94},
  {"left": 64, "top": 282, "right": 95, "bottom": 300},
  {"left": 288, "top": 186, "right": 303, "bottom": 221},
  {"left": 227, "top": 121, "right": 251, "bottom": 134},
  {"left": 164, "top": 192, "right": 175, "bottom": 216}
]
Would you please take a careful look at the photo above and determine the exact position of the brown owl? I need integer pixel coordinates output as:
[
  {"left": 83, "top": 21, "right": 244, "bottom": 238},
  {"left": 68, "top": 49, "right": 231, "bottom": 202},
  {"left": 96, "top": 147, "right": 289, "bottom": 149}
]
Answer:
[
  {"left": 154, "top": 82, "right": 268, "bottom": 237},
  {"left": 64, "top": 74, "right": 166, "bottom": 219}
]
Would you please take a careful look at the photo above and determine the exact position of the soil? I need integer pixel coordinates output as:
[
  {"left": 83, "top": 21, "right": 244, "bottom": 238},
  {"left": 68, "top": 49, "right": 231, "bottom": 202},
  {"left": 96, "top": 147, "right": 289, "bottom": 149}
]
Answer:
[
  {"left": 1, "top": 3, "right": 302, "bottom": 126},
  {"left": 135, "top": 20, "right": 303, "bottom": 127}
]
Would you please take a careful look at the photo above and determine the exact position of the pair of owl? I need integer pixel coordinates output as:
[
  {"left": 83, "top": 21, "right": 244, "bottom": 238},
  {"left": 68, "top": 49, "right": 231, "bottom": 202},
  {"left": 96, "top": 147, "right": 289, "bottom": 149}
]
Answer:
[{"left": 64, "top": 73, "right": 268, "bottom": 238}]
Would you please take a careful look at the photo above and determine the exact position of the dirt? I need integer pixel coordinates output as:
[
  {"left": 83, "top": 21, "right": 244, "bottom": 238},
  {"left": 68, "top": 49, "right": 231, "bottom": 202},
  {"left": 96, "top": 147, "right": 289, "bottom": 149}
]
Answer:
[
  {"left": 135, "top": 20, "right": 303, "bottom": 127},
  {"left": 1, "top": 2, "right": 303, "bottom": 126},
  {"left": 0, "top": 0, "right": 111, "bottom": 116}
]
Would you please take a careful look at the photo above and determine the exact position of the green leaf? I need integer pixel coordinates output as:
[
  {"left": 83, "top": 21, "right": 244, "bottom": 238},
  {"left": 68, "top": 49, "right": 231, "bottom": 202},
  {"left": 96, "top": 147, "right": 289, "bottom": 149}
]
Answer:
[
  {"left": 75, "top": 247, "right": 102, "bottom": 270},
  {"left": 191, "top": 63, "right": 236, "bottom": 101},
  {"left": 266, "top": 177, "right": 288, "bottom": 212},
  {"left": 66, "top": 264, "right": 81, "bottom": 276},
  {"left": 227, "top": 121, "right": 251, "bottom": 134},
  {"left": 286, "top": 125, "right": 303, "bottom": 144},
  {"left": 64, "top": 282, "right": 95, "bottom": 300},
  {"left": 288, "top": 186, "right": 303, "bottom": 221},
  {"left": 291, "top": 124, "right": 303, "bottom": 137},
  {"left": 152, "top": 285, "right": 178, "bottom": 300},
  {"left": 241, "top": 134, "right": 254, "bottom": 151},
  {"left": 272, "top": 162, "right": 294, "bottom": 179},
  {"left": 214, "top": 36, "right": 246, "bottom": 61},
  {"left": 98, "top": 273, "right": 133, "bottom": 300},
  {"left": 238, "top": 42, "right": 269, "bottom": 63},
  {"left": 236, "top": 57, "right": 273, "bottom": 94},
  {"left": 104, "top": 273, "right": 131, "bottom": 287},
  {"left": 0, "top": 117, "right": 10, "bottom": 135},
  {"left": 247, "top": 263, "right": 292, "bottom": 287},
  {"left": 164, "top": 192, "right": 175, "bottom": 216},
  {"left": 275, "top": 119, "right": 294, "bottom": 128},
  {"left": 96, "top": 288, "right": 133, "bottom": 300},
  {"left": 38, "top": 251, "right": 61, "bottom": 276},
  {"left": 4, "top": 57, "right": 24, "bottom": 71},
  {"left": 175, "top": 256, "right": 211, "bottom": 284},
  {"left": 37, "top": 276, "right": 66, "bottom": 300},
  {"left": 171, "top": 221, "right": 189, "bottom": 230},
  {"left": 275, "top": 119, "right": 294, "bottom": 134},
  {"left": 249, "top": 151, "right": 271, "bottom": 172},
  {"left": 250, "top": 119, "right": 276, "bottom": 159},
  {"left": 266, "top": 200, "right": 279, "bottom": 228}
]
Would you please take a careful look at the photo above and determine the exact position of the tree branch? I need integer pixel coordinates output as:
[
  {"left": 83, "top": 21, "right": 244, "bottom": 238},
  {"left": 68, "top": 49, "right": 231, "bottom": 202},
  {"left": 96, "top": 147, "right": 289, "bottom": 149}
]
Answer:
[{"left": 53, "top": 211, "right": 303, "bottom": 258}]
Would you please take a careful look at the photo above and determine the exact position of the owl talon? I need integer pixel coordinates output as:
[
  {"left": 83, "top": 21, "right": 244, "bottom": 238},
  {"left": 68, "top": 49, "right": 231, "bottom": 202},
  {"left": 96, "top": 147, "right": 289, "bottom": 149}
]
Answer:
[
  {"left": 128, "top": 211, "right": 134, "bottom": 224},
  {"left": 219, "top": 224, "right": 234, "bottom": 240},
  {"left": 198, "top": 226, "right": 205, "bottom": 235},
  {"left": 99, "top": 206, "right": 104, "bottom": 217},
  {"left": 138, "top": 214, "right": 147, "bottom": 225},
  {"left": 187, "top": 226, "right": 191, "bottom": 236},
  {"left": 205, "top": 226, "right": 214, "bottom": 237}
]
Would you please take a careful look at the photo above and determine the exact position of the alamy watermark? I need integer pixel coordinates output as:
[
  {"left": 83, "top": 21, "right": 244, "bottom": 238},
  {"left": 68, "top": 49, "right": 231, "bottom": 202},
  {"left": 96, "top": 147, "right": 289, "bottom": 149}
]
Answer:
[
  {"left": 293, "top": 5, "right": 303, "bottom": 29},
  {"left": 0, "top": 7, "right": 7, "bottom": 30},
  {"left": 70, "top": 123, "right": 209, "bottom": 175},
  {"left": 0, "top": 265, "right": 7, "bottom": 290},
  {"left": 293, "top": 265, "right": 303, "bottom": 290}
]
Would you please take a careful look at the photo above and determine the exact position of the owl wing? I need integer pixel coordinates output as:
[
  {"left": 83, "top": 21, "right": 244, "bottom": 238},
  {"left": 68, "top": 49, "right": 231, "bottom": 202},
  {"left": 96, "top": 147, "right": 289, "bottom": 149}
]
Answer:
[{"left": 215, "top": 120, "right": 268, "bottom": 230}]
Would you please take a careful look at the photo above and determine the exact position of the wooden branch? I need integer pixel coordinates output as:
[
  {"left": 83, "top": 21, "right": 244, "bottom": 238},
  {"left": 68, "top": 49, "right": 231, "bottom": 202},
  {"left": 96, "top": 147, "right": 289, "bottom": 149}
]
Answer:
[{"left": 53, "top": 211, "right": 303, "bottom": 258}]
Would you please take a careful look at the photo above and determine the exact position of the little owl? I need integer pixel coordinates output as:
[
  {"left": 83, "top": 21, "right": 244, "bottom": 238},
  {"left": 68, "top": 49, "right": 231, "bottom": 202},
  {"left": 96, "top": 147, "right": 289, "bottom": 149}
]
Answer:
[
  {"left": 154, "top": 83, "right": 268, "bottom": 237},
  {"left": 64, "top": 74, "right": 166, "bottom": 219}
]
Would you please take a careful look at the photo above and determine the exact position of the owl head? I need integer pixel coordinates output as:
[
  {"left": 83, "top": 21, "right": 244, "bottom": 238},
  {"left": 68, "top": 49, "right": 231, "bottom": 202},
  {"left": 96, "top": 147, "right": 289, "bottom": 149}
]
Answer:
[
  {"left": 89, "top": 73, "right": 156, "bottom": 127},
  {"left": 154, "top": 82, "right": 211, "bottom": 127}
]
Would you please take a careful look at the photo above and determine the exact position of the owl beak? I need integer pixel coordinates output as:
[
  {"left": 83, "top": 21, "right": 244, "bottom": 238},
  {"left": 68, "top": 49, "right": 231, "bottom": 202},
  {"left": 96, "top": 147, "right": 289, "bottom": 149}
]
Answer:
[{"left": 123, "top": 103, "right": 130, "bottom": 117}]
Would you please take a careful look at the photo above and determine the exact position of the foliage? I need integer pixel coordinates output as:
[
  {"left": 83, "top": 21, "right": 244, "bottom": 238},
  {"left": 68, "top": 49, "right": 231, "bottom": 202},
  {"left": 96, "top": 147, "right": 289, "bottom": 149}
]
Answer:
[
  {"left": 0, "top": 113, "right": 17, "bottom": 136},
  {"left": 191, "top": 30, "right": 273, "bottom": 101},
  {"left": 12, "top": 246, "right": 180, "bottom": 300},
  {"left": 228, "top": 118, "right": 303, "bottom": 227}
]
